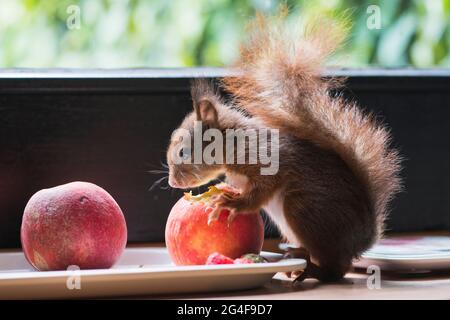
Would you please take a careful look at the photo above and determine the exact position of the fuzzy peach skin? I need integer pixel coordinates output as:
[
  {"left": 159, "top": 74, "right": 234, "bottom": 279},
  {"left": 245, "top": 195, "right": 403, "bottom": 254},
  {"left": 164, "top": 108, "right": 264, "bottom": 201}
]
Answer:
[
  {"left": 165, "top": 190, "right": 264, "bottom": 265},
  {"left": 21, "top": 182, "right": 127, "bottom": 271}
]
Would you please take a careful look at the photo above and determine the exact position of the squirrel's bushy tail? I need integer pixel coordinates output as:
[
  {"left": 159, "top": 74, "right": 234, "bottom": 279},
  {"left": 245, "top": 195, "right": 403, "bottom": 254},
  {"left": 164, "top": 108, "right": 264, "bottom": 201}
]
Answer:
[
  {"left": 222, "top": 9, "right": 347, "bottom": 119},
  {"left": 221, "top": 10, "right": 402, "bottom": 239}
]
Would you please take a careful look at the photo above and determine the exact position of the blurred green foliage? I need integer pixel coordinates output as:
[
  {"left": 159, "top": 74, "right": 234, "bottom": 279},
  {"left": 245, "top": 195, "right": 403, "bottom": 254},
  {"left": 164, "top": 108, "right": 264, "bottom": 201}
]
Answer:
[{"left": 0, "top": 0, "right": 449, "bottom": 68}]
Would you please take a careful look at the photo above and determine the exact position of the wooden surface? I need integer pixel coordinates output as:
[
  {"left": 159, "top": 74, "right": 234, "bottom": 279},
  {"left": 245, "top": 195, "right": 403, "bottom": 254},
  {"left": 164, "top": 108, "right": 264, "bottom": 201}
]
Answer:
[{"left": 155, "top": 272, "right": 450, "bottom": 300}]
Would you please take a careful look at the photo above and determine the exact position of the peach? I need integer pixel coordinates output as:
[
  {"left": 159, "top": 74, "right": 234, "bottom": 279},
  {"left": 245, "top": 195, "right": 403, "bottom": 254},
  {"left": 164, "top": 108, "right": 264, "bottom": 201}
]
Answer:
[
  {"left": 165, "top": 186, "right": 264, "bottom": 265},
  {"left": 21, "top": 182, "right": 127, "bottom": 271}
]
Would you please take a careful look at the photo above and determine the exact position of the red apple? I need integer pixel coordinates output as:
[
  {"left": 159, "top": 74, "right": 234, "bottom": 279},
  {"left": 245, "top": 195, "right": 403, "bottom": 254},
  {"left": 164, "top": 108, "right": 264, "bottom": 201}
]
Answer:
[
  {"left": 165, "top": 186, "right": 264, "bottom": 265},
  {"left": 21, "top": 182, "right": 127, "bottom": 271}
]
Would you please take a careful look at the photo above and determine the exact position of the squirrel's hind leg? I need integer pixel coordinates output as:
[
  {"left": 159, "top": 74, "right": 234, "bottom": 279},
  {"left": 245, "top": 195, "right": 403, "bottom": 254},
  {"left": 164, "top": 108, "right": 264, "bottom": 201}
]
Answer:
[
  {"left": 282, "top": 246, "right": 350, "bottom": 283},
  {"left": 281, "top": 192, "right": 353, "bottom": 282},
  {"left": 282, "top": 246, "right": 310, "bottom": 279}
]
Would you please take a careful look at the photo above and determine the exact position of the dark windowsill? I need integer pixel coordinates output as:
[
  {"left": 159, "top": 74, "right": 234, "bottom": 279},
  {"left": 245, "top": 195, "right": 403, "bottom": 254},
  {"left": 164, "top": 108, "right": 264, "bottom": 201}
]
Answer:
[{"left": 0, "top": 67, "right": 449, "bottom": 94}]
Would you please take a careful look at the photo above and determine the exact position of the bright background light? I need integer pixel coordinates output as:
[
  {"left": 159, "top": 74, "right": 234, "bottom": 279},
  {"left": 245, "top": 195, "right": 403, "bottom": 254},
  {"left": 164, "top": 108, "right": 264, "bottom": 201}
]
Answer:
[{"left": 0, "top": 0, "right": 448, "bottom": 68}]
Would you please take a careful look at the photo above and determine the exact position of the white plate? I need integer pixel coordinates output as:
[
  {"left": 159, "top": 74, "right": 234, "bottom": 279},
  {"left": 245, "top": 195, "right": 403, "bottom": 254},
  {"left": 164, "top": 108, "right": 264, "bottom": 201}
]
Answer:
[
  {"left": 0, "top": 248, "right": 306, "bottom": 299},
  {"left": 353, "top": 236, "right": 450, "bottom": 272}
]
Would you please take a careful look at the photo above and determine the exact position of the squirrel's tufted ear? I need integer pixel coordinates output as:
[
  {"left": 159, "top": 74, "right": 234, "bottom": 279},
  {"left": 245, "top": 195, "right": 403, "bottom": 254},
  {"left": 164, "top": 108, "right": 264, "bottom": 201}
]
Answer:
[{"left": 194, "top": 99, "right": 219, "bottom": 126}]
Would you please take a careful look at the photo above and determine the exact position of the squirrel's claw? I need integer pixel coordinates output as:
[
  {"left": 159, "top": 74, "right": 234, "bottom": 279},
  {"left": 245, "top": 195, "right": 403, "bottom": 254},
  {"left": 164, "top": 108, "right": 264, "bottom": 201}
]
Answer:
[
  {"left": 227, "top": 209, "right": 238, "bottom": 225},
  {"left": 207, "top": 205, "right": 222, "bottom": 225}
]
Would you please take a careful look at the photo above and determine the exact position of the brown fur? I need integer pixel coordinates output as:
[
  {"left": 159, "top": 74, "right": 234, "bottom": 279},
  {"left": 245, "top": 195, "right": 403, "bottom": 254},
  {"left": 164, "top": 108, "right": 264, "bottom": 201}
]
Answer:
[
  {"left": 166, "top": 11, "right": 402, "bottom": 281},
  {"left": 221, "top": 11, "right": 402, "bottom": 240}
]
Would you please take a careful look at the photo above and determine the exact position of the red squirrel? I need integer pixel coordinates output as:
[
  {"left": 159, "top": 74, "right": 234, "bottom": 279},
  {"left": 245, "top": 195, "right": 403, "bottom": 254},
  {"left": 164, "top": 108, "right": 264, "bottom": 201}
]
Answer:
[{"left": 166, "top": 12, "right": 402, "bottom": 281}]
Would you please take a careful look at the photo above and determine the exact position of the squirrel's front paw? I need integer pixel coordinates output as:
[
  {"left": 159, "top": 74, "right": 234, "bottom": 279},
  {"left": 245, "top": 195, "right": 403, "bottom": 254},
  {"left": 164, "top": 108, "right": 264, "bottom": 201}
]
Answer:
[
  {"left": 207, "top": 205, "right": 238, "bottom": 225},
  {"left": 207, "top": 193, "right": 242, "bottom": 225}
]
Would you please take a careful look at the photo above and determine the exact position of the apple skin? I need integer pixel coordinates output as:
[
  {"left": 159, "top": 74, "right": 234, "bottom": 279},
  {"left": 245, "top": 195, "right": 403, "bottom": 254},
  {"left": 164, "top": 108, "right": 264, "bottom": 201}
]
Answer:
[
  {"left": 21, "top": 182, "right": 127, "bottom": 271},
  {"left": 165, "top": 196, "right": 264, "bottom": 265}
]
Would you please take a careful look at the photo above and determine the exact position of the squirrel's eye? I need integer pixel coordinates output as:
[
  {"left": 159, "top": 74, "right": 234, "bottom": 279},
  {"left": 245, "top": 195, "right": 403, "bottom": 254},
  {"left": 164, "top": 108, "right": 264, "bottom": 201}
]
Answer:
[{"left": 179, "top": 147, "right": 190, "bottom": 160}]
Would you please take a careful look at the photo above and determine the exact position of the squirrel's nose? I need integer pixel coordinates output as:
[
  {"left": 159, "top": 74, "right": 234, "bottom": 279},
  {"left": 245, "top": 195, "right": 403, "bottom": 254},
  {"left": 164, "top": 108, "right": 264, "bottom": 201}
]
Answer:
[{"left": 168, "top": 176, "right": 180, "bottom": 188}]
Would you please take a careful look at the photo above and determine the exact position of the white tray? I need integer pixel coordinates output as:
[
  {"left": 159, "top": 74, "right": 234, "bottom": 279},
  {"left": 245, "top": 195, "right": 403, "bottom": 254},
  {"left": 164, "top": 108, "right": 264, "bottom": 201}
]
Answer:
[
  {"left": 353, "top": 236, "right": 450, "bottom": 272},
  {"left": 0, "top": 247, "right": 306, "bottom": 299}
]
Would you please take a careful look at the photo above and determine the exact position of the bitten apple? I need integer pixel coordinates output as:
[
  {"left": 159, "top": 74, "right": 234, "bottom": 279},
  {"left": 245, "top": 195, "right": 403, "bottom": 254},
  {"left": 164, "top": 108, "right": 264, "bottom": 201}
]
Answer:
[
  {"left": 21, "top": 181, "right": 127, "bottom": 271},
  {"left": 165, "top": 186, "right": 265, "bottom": 265}
]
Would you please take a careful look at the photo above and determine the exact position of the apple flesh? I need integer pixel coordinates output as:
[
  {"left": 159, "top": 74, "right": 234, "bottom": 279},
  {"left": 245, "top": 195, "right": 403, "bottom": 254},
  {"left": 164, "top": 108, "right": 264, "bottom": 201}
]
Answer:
[
  {"left": 165, "top": 186, "right": 264, "bottom": 265},
  {"left": 21, "top": 181, "right": 127, "bottom": 271}
]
